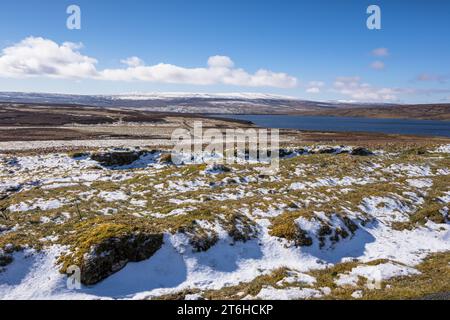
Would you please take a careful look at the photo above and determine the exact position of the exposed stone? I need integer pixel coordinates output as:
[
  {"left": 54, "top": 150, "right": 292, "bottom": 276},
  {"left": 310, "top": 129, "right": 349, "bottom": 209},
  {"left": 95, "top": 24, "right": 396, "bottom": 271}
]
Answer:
[
  {"left": 279, "top": 148, "right": 294, "bottom": 158},
  {"left": 0, "top": 250, "right": 13, "bottom": 267},
  {"left": 294, "top": 228, "right": 313, "bottom": 247},
  {"left": 341, "top": 216, "right": 359, "bottom": 233},
  {"left": 225, "top": 213, "right": 257, "bottom": 243},
  {"left": 69, "top": 152, "right": 89, "bottom": 159},
  {"left": 189, "top": 234, "right": 218, "bottom": 252},
  {"left": 351, "top": 147, "right": 373, "bottom": 156},
  {"left": 317, "top": 148, "right": 338, "bottom": 154},
  {"left": 205, "top": 164, "right": 231, "bottom": 173},
  {"left": 91, "top": 149, "right": 144, "bottom": 166},
  {"left": 158, "top": 153, "right": 173, "bottom": 164},
  {"left": 79, "top": 232, "right": 163, "bottom": 285}
]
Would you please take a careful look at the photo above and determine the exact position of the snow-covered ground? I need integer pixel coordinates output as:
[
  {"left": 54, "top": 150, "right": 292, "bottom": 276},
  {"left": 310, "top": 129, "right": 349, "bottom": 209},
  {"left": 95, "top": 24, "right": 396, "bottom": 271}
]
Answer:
[{"left": 0, "top": 144, "right": 449, "bottom": 300}]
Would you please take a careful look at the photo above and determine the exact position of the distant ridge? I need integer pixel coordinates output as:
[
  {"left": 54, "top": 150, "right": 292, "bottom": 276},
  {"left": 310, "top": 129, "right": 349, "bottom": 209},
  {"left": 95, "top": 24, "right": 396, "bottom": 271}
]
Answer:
[{"left": 0, "top": 91, "right": 448, "bottom": 120}]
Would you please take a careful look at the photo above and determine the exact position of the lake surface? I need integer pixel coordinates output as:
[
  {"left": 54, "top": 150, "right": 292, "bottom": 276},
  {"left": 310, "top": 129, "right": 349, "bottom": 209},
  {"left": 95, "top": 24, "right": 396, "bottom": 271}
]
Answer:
[{"left": 214, "top": 115, "right": 450, "bottom": 137}]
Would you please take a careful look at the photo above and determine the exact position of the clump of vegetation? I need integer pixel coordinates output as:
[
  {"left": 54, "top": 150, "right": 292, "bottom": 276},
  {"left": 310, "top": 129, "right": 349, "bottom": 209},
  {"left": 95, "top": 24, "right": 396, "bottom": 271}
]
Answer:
[
  {"left": 269, "top": 209, "right": 360, "bottom": 248},
  {"left": 58, "top": 215, "right": 163, "bottom": 285},
  {"left": 184, "top": 224, "right": 219, "bottom": 252},
  {"left": 393, "top": 175, "right": 450, "bottom": 230},
  {"left": 269, "top": 211, "right": 313, "bottom": 247},
  {"left": 224, "top": 213, "right": 257, "bottom": 243}
]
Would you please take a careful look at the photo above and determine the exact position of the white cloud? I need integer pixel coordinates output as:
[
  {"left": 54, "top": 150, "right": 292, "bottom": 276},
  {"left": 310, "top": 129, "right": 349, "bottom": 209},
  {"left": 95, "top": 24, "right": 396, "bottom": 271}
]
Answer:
[
  {"left": 371, "top": 48, "right": 389, "bottom": 57},
  {"left": 370, "top": 61, "right": 385, "bottom": 70},
  {"left": 333, "top": 76, "right": 397, "bottom": 101},
  {"left": 415, "top": 73, "right": 448, "bottom": 83},
  {"left": 99, "top": 62, "right": 297, "bottom": 88},
  {"left": 207, "top": 55, "right": 234, "bottom": 68},
  {"left": 306, "top": 81, "right": 324, "bottom": 93},
  {"left": 308, "top": 81, "right": 324, "bottom": 87},
  {"left": 0, "top": 37, "right": 98, "bottom": 79},
  {"left": 0, "top": 37, "right": 297, "bottom": 88},
  {"left": 120, "top": 56, "right": 144, "bottom": 67},
  {"left": 306, "top": 87, "right": 320, "bottom": 93}
]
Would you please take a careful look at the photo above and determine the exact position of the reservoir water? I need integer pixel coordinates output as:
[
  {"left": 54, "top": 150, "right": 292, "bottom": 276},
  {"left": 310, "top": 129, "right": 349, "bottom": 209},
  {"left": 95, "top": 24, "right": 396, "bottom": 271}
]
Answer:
[{"left": 213, "top": 115, "right": 450, "bottom": 137}]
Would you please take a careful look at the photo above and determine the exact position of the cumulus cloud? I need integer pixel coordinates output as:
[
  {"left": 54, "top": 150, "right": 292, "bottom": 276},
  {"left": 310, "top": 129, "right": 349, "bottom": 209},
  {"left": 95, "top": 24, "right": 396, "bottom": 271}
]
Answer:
[
  {"left": 0, "top": 37, "right": 98, "bottom": 79},
  {"left": 370, "top": 60, "right": 385, "bottom": 70},
  {"left": 306, "top": 81, "right": 325, "bottom": 93},
  {"left": 306, "top": 87, "right": 320, "bottom": 93},
  {"left": 207, "top": 55, "right": 234, "bottom": 68},
  {"left": 333, "top": 76, "right": 398, "bottom": 101},
  {"left": 100, "top": 59, "right": 297, "bottom": 88},
  {"left": 371, "top": 47, "right": 389, "bottom": 57},
  {"left": 0, "top": 37, "right": 297, "bottom": 88},
  {"left": 120, "top": 56, "right": 144, "bottom": 67},
  {"left": 415, "top": 73, "right": 448, "bottom": 83}
]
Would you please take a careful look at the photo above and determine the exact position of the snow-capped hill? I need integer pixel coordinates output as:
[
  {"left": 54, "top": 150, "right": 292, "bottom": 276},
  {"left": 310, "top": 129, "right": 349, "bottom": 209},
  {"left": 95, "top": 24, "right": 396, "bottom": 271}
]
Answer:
[
  {"left": 0, "top": 91, "right": 331, "bottom": 114},
  {"left": 108, "top": 92, "right": 299, "bottom": 101}
]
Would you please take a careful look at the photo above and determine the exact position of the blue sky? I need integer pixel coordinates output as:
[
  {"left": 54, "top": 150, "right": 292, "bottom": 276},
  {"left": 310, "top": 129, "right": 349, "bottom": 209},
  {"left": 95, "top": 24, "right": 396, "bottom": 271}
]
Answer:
[{"left": 0, "top": 0, "right": 449, "bottom": 103}]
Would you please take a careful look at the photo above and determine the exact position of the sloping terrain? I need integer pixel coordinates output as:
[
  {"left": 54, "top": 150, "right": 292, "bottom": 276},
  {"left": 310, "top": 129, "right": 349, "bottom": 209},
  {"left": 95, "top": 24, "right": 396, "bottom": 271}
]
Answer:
[
  {"left": 0, "top": 104, "right": 252, "bottom": 142},
  {"left": 2, "top": 92, "right": 449, "bottom": 120},
  {"left": 0, "top": 143, "right": 449, "bottom": 299},
  {"left": 291, "top": 104, "right": 450, "bottom": 121}
]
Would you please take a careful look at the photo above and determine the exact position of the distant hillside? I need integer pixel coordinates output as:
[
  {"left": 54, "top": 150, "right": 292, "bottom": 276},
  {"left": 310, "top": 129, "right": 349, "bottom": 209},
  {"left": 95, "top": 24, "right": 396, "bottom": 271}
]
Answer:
[
  {"left": 0, "top": 92, "right": 448, "bottom": 120},
  {"left": 290, "top": 104, "right": 450, "bottom": 121}
]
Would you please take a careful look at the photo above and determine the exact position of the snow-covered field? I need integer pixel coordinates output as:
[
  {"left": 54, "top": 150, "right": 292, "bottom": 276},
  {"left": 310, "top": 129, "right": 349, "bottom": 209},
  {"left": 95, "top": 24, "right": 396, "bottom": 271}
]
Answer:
[{"left": 0, "top": 144, "right": 449, "bottom": 300}]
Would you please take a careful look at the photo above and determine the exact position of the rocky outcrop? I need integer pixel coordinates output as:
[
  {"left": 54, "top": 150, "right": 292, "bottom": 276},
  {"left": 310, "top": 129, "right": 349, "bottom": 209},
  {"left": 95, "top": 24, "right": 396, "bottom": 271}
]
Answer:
[
  {"left": 0, "top": 249, "right": 13, "bottom": 267},
  {"left": 91, "top": 149, "right": 144, "bottom": 167},
  {"left": 204, "top": 164, "right": 231, "bottom": 174},
  {"left": 351, "top": 147, "right": 373, "bottom": 156},
  {"left": 79, "top": 232, "right": 163, "bottom": 285},
  {"left": 158, "top": 153, "right": 173, "bottom": 164}
]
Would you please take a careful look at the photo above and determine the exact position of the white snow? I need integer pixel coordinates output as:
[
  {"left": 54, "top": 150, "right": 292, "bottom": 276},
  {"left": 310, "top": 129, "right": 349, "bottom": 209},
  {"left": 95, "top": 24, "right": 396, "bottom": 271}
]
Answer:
[
  {"left": 8, "top": 198, "right": 66, "bottom": 212},
  {"left": 433, "top": 144, "right": 450, "bottom": 154},
  {"left": 290, "top": 182, "right": 307, "bottom": 190},
  {"left": 351, "top": 290, "right": 363, "bottom": 299},
  {"left": 1, "top": 145, "right": 449, "bottom": 300},
  {"left": 295, "top": 217, "right": 322, "bottom": 234},
  {"left": 130, "top": 199, "right": 147, "bottom": 207},
  {"left": 184, "top": 293, "right": 204, "bottom": 300},
  {"left": 335, "top": 263, "right": 420, "bottom": 288},
  {"left": 438, "top": 191, "right": 450, "bottom": 204},
  {"left": 289, "top": 176, "right": 373, "bottom": 191},
  {"left": 335, "top": 273, "right": 359, "bottom": 287},
  {"left": 254, "top": 286, "right": 323, "bottom": 300},
  {"left": 359, "top": 196, "right": 412, "bottom": 224},
  {"left": 406, "top": 178, "right": 433, "bottom": 189},
  {"left": 350, "top": 262, "right": 420, "bottom": 281},
  {"left": 110, "top": 92, "right": 298, "bottom": 101},
  {"left": 0, "top": 247, "right": 92, "bottom": 300},
  {"left": 383, "top": 164, "right": 432, "bottom": 177},
  {"left": 98, "top": 191, "right": 129, "bottom": 202}
]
